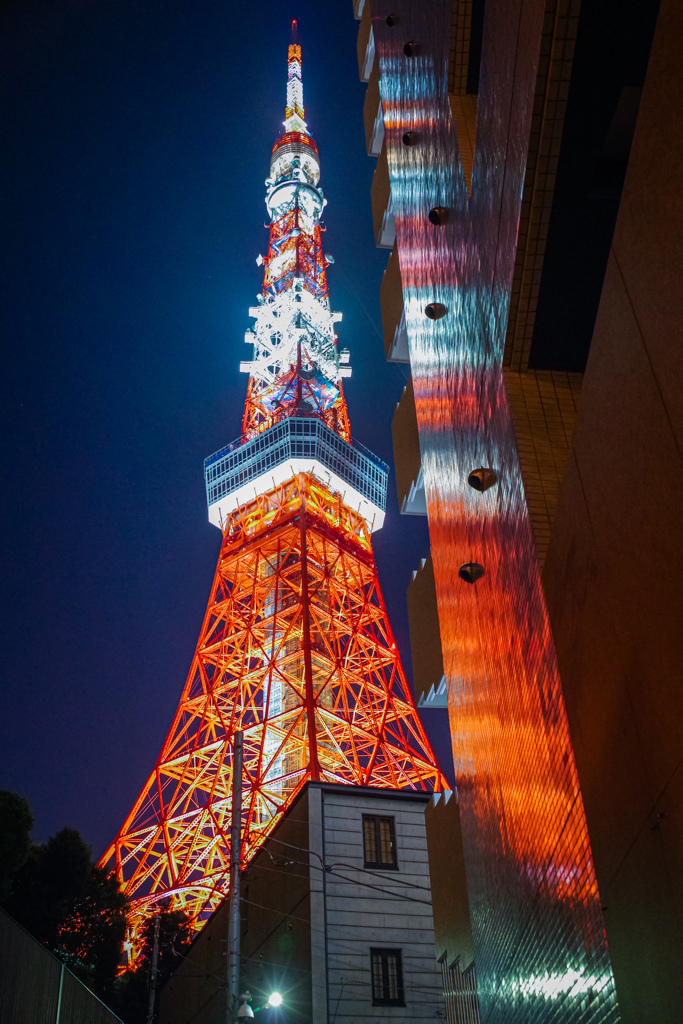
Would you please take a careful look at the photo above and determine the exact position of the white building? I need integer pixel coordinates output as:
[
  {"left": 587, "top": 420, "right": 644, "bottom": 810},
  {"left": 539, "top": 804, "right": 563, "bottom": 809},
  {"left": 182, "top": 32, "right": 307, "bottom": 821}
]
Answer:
[{"left": 160, "top": 783, "right": 445, "bottom": 1023}]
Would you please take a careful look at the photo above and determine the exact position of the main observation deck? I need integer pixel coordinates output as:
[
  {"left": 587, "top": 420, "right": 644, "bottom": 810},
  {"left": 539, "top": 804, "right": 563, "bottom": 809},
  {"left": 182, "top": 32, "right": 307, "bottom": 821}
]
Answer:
[{"left": 205, "top": 416, "right": 388, "bottom": 531}]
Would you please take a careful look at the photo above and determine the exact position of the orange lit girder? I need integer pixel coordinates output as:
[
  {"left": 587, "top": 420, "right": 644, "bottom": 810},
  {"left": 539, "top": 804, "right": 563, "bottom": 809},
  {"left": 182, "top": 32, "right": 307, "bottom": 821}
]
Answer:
[{"left": 100, "top": 473, "right": 443, "bottom": 944}]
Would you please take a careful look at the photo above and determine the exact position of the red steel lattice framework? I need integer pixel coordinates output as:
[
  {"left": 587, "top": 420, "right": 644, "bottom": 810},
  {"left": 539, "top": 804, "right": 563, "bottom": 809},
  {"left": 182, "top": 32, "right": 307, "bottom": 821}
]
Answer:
[{"left": 100, "top": 26, "right": 443, "bottom": 953}]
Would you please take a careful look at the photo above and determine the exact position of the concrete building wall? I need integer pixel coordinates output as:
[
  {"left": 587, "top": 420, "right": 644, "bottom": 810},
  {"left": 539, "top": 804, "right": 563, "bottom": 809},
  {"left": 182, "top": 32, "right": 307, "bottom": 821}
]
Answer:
[
  {"left": 161, "top": 796, "right": 315, "bottom": 1024},
  {"left": 159, "top": 897, "right": 227, "bottom": 1024},
  {"left": 161, "top": 784, "right": 444, "bottom": 1024},
  {"left": 318, "top": 786, "right": 444, "bottom": 1024},
  {"left": 424, "top": 793, "right": 474, "bottom": 969},
  {"left": 542, "top": 2, "right": 683, "bottom": 1019},
  {"left": 240, "top": 793, "right": 314, "bottom": 1022},
  {"left": 406, "top": 555, "right": 444, "bottom": 706},
  {"left": 504, "top": 369, "right": 582, "bottom": 567}
]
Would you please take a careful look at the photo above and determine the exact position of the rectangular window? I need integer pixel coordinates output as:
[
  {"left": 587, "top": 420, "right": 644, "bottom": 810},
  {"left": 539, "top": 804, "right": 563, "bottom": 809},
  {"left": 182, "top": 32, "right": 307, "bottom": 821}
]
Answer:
[
  {"left": 370, "top": 948, "right": 404, "bottom": 1006},
  {"left": 362, "top": 815, "right": 397, "bottom": 869}
]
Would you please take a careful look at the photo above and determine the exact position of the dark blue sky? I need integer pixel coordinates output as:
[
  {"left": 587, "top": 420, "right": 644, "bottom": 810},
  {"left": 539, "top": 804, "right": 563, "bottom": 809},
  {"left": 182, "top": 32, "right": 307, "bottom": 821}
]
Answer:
[{"left": 0, "top": 0, "right": 440, "bottom": 856}]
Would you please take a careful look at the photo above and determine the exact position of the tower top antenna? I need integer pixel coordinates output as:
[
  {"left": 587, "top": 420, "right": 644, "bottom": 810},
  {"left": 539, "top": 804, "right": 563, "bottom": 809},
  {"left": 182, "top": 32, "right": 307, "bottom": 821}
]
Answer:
[{"left": 284, "top": 23, "right": 307, "bottom": 134}]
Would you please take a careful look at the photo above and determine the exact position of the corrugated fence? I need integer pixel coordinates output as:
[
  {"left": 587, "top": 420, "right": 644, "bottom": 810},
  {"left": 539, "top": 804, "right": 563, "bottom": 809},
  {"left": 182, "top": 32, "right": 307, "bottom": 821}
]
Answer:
[{"left": 0, "top": 907, "right": 122, "bottom": 1024}]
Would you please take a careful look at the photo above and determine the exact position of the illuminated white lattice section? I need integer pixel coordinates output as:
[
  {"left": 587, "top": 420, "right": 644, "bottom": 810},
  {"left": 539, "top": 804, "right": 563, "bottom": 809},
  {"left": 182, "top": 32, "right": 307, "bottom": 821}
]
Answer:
[
  {"left": 242, "top": 286, "right": 341, "bottom": 387},
  {"left": 266, "top": 179, "right": 324, "bottom": 221}
]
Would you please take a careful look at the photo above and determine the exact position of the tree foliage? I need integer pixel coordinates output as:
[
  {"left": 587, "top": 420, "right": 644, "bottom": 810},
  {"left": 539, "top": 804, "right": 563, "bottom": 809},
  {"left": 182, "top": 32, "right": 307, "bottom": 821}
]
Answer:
[
  {"left": 0, "top": 792, "right": 196, "bottom": 1022},
  {"left": 0, "top": 790, "right": 34, "bottom": 901},
  {"left": 137, "top": 903, "right": 194, "bottom": 978},
  {"left": 112, "top": 903, "right": 194, "bottom": 1023},
  {"left": 1, "top": 805, "right": 129, "bottom": 1001},
  {"left": 7, "top": 827, "right": 93, "bottom": 946},
  {"left": 56, "top": 864, "right": 129, "bottom": 997}
]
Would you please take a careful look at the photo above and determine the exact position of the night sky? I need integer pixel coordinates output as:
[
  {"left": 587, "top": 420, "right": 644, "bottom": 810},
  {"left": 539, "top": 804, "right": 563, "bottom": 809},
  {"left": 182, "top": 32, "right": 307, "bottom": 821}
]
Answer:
[{"left": 0, "top": 0, "right": 445, "bottom": 858}]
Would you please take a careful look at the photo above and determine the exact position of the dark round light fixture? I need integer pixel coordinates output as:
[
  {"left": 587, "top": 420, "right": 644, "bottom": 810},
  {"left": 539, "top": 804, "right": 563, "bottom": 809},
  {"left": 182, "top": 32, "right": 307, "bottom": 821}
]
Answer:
[
  {"left": 467, "top": 467, "right": 498, "bottom": 492},
  {"left": 428, "top": 206, "right": 449, "bottom": 226},
  {"left": 458, "top": 562, "right": 485, "bottom": 584}
]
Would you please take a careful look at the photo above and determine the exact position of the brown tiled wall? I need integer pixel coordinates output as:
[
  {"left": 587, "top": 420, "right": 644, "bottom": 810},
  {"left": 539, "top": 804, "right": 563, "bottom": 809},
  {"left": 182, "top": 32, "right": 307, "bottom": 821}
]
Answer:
[
  {"left": 447, "top": 94, "right": 477, "bottom": 195},
  {"left": 425, "top": 794, "right": 475, "bottom": 969},
  {"left": 447, "top": 0, "right": 473, "bottom": 97},
  {"left": 370, "top": 141, "right": 393, "bottom": 247},
  {"left": 504, "top": 0, "right": 581, "bottom": 370},
  {"left": 380, "top": 241, "right": 404, "bottom": 357},
  {"left": 356, "top": 0, "right": 373, "bottom": 81},
  {"left": 504, "top": 370, "right": 582, "bottom": 567},
  {"left": 363, "top": 62, "right": 382, "bottom": 154},
  {"left": 543, "top": 3, "right": 683, "bottom": 1017}
]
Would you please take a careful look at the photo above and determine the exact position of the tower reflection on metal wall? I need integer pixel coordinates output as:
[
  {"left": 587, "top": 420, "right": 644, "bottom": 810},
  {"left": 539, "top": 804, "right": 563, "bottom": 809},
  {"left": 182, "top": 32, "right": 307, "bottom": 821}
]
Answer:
[{"left": 371, "top": 1, "right": 620, "bottom": 1021}]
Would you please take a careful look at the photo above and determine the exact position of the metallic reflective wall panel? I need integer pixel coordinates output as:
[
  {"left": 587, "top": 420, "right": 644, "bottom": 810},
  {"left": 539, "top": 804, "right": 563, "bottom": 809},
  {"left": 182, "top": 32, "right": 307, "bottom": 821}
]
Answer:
[{"left": 374, "top": 1, "right": 620, "bottom": 1020}]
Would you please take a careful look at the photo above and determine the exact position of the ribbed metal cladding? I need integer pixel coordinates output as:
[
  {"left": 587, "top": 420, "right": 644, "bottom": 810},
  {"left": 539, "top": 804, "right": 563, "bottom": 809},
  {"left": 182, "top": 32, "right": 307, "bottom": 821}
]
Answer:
[{"left": 373, "top": 1, "right": 619, "bottom": 1022}]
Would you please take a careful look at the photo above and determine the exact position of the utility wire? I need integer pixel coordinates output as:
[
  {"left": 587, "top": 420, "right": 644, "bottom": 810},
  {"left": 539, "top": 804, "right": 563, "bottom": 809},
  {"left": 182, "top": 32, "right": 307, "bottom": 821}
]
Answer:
[
  {"left": 326, "top": 867, "right": 433, "bottom": 905},
  {"left": 240, "top": 893, "right": 323, "bottom": 927},
  {"left": 247, "top": 859, "right": 433, "bottom": 905},
  {"left": 264, "top": 834, "right": 433, "bottom": 892},
  {"left": 237, "top": 946, "right": 450, "bottom": 1000},
  {"left": 253, "top": 852, "right": 433, "bottom": 904}
]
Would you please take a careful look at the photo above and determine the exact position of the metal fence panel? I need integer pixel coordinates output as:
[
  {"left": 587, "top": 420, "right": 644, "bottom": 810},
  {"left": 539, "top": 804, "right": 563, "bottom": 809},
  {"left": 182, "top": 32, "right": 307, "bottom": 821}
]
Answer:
[{"left": 0, "top": 909, "right": 122, "bottom": 1024}]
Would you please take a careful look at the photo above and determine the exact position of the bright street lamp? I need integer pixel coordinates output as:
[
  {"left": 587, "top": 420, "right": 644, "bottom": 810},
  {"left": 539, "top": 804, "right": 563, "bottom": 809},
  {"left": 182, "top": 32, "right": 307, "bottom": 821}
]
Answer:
[{"left": 267, "top": 992, "right": 283, "bottom": 1008}]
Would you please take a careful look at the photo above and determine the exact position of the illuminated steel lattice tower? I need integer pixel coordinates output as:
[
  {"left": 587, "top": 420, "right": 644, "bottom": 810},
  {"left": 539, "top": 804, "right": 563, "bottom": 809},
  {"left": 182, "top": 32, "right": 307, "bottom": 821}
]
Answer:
[{"left": 100, "top": 26, "right": 443, "bottom": 947}]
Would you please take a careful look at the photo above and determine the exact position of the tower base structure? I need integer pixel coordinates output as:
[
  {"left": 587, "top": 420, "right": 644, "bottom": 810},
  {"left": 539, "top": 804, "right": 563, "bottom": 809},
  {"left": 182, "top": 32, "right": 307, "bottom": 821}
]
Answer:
[{"left": 102, "top": 472, "right": 442, "bottom": 946}]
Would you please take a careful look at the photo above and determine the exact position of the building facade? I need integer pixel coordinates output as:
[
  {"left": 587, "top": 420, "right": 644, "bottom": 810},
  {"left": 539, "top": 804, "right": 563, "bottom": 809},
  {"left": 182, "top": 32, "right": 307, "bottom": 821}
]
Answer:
[
  {"left": 160, "top": 783, "right": 444, "bottom": 1024},
  {"left": 354, "top": 0, "right": 682, "bottom": 1021}
]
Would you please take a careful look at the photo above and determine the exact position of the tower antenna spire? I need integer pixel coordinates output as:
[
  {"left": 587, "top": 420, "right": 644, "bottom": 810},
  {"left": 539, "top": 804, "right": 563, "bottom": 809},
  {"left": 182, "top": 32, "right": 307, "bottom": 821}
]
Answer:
[{"left": 285, "top": 22, "right": 306, "bottom": 133}]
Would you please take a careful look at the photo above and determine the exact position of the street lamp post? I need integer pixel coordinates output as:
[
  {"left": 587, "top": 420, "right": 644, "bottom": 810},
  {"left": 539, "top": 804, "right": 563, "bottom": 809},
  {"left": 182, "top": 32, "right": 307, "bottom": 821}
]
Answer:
[{"left": 227, "top": 730, "right": 243, "bottom": 1022}]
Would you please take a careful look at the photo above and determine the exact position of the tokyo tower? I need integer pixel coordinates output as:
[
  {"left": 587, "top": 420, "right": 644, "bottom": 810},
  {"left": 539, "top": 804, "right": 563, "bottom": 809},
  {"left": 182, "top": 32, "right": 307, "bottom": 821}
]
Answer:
[{"left": 100, "top": 24, "right": 443, "bottom": 951}]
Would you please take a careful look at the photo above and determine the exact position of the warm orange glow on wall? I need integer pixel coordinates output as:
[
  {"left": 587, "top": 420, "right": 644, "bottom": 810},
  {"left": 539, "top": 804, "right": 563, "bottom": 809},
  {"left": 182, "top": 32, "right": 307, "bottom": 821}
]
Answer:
[{"left": 375, "top": 0, "right": 619, "bottom": 1019}]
